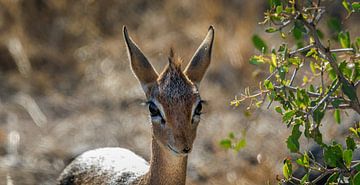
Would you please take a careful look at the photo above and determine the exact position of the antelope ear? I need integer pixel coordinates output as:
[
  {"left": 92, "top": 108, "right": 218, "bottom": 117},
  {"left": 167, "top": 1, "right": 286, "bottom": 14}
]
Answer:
[
  {"left": 184, "top": 26, "right": 214, "bottom": 86},
  {"left": 123, "top": 26, "right": 158, "bottom": 96}
]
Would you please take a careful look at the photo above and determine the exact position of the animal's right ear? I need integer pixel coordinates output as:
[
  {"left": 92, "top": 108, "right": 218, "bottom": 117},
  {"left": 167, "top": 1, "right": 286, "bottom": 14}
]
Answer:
[{"left": 123, "top": 26, "right": 158, "bottom": 96}]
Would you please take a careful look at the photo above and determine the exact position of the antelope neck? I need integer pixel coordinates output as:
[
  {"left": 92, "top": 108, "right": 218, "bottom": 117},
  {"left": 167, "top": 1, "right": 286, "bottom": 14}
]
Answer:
[{"left": 140, "top": 136, "right": 188, "bottom": 185}]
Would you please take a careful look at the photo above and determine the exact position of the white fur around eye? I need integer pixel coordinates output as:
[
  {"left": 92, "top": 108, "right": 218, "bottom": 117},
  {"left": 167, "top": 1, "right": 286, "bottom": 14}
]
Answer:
[
  {"left": 151, "top": 116, "right": 163, "bottom": 124},
  {"left": 192, "top": 115, "right": 200, "bottom": 124}
]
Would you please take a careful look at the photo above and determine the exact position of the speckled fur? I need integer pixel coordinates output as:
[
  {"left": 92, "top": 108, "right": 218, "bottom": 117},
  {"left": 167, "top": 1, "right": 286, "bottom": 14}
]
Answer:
[{"left": 58, "top": 148, "right": 149, "bottom": 185}]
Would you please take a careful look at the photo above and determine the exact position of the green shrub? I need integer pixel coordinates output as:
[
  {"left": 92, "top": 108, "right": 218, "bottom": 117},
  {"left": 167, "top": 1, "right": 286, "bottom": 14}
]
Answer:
[{"left": 230, "top": 1, "right": 360, "bottom": 184}]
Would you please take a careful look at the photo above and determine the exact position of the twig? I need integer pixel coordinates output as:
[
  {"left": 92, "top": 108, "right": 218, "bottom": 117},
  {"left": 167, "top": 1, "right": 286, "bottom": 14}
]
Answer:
[
  {"left": 330, "top": 48, "right": 355, "bottom": 53},
  {"left": 311, "top": 168, "right": 338, "bottom": 184},
  {"left": 321, "top": 60, "right": 325, "bottom": 95},
  {"left": 327, "top": 104, "right": 352, "bottom": 110},
  {"left": 311, "top": 81, "right": 341, "bottom": 114},
  {"left": 289, "top": 44, "right": 314, "bottom": 56},
  {"left": 266, "top": 99, "right": 274, "bottom": 109},
  {"left": 289, "top": 68, "right": 298, "bottom": 86},
  {"left": 266, "top": 69, "right": 278, "bottom": 81},
  {"left": 351, "top": 161, "right": 360, "bottom": 171},
  {"left": 355, "top": 80, "right": 360, "bottom": 87},
  {"left": 274, "top": 85, "right": 320, "bottom": 97}
]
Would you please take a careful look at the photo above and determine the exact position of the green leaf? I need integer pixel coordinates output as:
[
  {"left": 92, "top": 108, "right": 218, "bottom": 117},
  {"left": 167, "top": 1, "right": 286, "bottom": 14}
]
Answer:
[
  {"left": 353, "top": 2, "right": 360, "bottom": 12},
  {"left": 264, "top": 79, "right": 274, "bottom": 90},
  {"left": 220, "top": 139, "right": 232, "bottom": 149},
  {"left": 306, "top": 48, "right": 317, "bottom": 57},
  {"left": 300, "top": 173, "right": 309, "bottom": 184},
  {"left": 252, "top": 35, "right": 268, "bottom": 53},
  {"left": 331, "top": 99, "right": 343, "bottom": 108},
  {"left": 342, "top": 83, "right": 357, "bottom": 102},
  {"left": 283, "top": 110, "right": 296, "bottom": 122},
  {"left": 311, "top": 127, "right": 323, "bottom": 146},
  {"left": 228, "top": 132, "right": 235, "bottom": 139},
  {"left": 313, "top": 109, "right": 325, "bottom": 125},
  {"left": 280, "top": 31, "right": 286, "bottom": 39},
  {"left": 275, "top": 106, "right": 283, "bottom": 114},
  {"left": 276, "top": 5, "right": 283, "bottom": 14},
  {"left": 356, "top": 37, "right": 360, "bottom": 51},
  {"left": 343, "top": 149, "right": 353, "bottom": 168},
  {"left": 249, "top": 56, "right": 264, "bottom": 65},
  {"left": 324, "top": 144, "right": 344, "bottom": 168},
  {"left": 326, "top": 172, "right": 339, "bottom": 185},
  {"left": 296, "top": 153, "right": 310, "bottom": 167},
  {"left": 342, "top": 0, "right": 352, "bottom": 13},
  {"left": 265, "top": 27, "right": 278, "bottom": 33},
  {"left": 353, "top": 171, "right": 360, "bottom": 185},
  {"left": 327, "top": 17, "right": 341, "bottom": 34},
  {"left": 283, "top": 158, "right": 292, "bottom": 180},
  {"left": 288, "top": 57, "right": 301, "bottom": 67},
  {"left": 294, "top": 20, "right": 306, "bottom": 33},
  {"left": 334, "top": 109, "right": 341, "bottom": 124},
  {"left": 346, "top": 136, "right": 356, "bottom": 151},
  {"left": 287, "top": 135, "right": 299, "bottom": 153},
  {"left": 316, "top": 29, "right": 324, "bottom": 39},
  {"left": 338, "top": 31, "right": 351, "bottom": 48},
  {"left": 278, "top": 66, "right": 287, "bottom": 80},
  {"left": 349, "top": 127, "right": 360, "bottom": 138},
  {"left": 269, "top": 0, "right": 281, "bottom": 7},
  {"left": 234, "top": 139, "right": 246, "bottom": 151},
  {"left": 286, "top": 125, "right": 301, "bottom": 153}
]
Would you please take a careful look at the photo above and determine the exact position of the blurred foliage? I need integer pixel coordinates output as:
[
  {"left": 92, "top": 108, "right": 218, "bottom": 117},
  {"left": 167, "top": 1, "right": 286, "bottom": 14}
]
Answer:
[
  {"left": 220, "top": 131, "right": 247, "bottom": 152},
  {"left": 231, "top": 0, "right": 360, "bottom": 184}
]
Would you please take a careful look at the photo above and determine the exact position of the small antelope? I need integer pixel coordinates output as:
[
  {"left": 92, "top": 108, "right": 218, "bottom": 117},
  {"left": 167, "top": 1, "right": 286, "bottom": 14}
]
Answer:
[{"left": 58, "top": 25, "right": 214, "bottom": 185}]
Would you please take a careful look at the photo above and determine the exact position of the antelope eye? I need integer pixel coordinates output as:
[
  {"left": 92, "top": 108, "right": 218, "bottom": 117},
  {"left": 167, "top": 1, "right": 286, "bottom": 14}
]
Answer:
[
  {"left": 148, "top": 102, "right": 160, "bottom": 117},
  {"left": 194, "top": 102, "right": 202, "bottom": 116}
]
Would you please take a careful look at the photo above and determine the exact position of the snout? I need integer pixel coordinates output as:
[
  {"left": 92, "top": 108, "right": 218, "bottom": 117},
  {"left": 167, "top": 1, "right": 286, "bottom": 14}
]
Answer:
[
  {"left": 182, "top": 146, "right": 191, "bottom": 154},
  {"left": 167, "top": 144, "right": 192, "bottom": 156}
]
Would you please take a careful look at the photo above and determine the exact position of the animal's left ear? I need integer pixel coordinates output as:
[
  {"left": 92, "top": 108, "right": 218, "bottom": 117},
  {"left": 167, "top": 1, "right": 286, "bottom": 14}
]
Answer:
[{"left": 184, "top": 26, "right": 215, "bottom": 86}]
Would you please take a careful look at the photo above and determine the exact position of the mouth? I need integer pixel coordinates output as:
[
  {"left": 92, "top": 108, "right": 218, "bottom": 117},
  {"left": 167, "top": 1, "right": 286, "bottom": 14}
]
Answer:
[{"left": 167, "top": 144, "right": 187, "bottom": 156}]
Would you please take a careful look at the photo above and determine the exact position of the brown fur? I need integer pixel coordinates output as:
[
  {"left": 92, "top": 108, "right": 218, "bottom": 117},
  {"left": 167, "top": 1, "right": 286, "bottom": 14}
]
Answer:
[{"left": 57, "top": 26, "right": 214, "bottom": 185}]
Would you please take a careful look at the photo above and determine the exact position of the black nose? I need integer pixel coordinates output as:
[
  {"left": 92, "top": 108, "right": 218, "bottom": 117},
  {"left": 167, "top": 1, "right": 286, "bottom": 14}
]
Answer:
[{"left": 182, "top": 147, "right": 191, "bottom": 153}]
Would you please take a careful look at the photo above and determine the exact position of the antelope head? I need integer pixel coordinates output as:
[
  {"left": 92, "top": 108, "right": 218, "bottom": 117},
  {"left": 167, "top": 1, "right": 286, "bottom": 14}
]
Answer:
[{"left": 123, "top": 26, "right": 214, "bottom": 156}]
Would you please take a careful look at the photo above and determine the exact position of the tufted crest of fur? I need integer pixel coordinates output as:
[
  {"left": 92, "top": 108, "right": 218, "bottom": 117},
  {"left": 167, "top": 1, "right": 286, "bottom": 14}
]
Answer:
[{"left": 157, "top": 49, "right": 195, "bottom": 102}]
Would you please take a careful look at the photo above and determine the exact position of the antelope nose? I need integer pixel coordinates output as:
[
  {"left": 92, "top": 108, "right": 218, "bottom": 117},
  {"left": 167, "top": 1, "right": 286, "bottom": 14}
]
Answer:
[{"left": 182, "top": 147, "right": 191, "bottom": 154}]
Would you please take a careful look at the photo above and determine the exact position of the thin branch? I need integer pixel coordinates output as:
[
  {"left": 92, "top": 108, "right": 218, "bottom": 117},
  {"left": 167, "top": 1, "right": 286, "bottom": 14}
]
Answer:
[
  {"left": 289, "top": 68, "right": 298, "bottom": 86},
  {"left": 266, "top": 99, "right": 274, "bottom": 109},
  {"left": 351, "top": 161, "right": 360, "bottom": 171},
  {"left": 266, "top": 69, "right": 278, "bottom": 81},
  {"left": 311, "top": 81, "right": 341, "bottom": 114},
  {"left": 326, "top": 104, "right": 352, "bottom": 110},
  {"left": 311, "top": 168, "right": 340, "bottom": 184},
  {"left": 289, "top": 44, "right": 314, "bottom": 56},
  {"left": 274, "top": 85, "right": 320, "bottom": 97},
  {"left": 321, "top": 60, "right": 325, "bottom": 95},
  {"left": 355, "top": 80, "right": 360, "bottom": 87},
  {"left": 330, "top": 48, "right": 355, "bottom": 53}
]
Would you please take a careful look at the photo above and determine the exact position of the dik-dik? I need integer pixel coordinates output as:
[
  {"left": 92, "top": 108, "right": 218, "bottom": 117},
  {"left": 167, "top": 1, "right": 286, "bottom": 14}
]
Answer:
[{"left": 58, "top": 25, "right": 215, "bottom": 185}]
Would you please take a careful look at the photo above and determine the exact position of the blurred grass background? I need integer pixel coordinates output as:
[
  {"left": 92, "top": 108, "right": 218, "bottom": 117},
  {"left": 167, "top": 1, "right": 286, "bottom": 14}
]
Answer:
[{"left": 0, "top": 0, "right": 358, "bottom": 184}]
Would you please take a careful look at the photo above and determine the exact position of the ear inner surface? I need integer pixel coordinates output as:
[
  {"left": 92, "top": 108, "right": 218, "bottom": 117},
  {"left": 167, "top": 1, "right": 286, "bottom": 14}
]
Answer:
[
  {"left": 184, "top": 26, "right": 215, "bottom": 85},
  {"left": 123, "top": 26, "right": 158, "bottom": 93}
]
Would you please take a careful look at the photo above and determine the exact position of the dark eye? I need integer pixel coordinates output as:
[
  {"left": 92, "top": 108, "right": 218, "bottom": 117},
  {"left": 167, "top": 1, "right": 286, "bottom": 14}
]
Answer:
[
  {"left": 194, "top": 102, "right": 202, "bottom": 116},
  {"left": 148, "top": 102, "right": 160, "bottom": 117}
]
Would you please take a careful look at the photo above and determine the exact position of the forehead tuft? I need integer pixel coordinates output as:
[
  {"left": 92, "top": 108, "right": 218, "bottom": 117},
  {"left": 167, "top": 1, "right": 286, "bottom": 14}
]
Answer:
[{"left": 157, "top": 62, "right": 197, "bottom": 103}]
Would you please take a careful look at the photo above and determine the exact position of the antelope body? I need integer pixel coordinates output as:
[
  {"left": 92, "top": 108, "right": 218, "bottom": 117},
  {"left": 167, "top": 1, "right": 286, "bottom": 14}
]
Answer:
[{"left": 57, "top": 26, "right": 215, "bottom": 185}]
